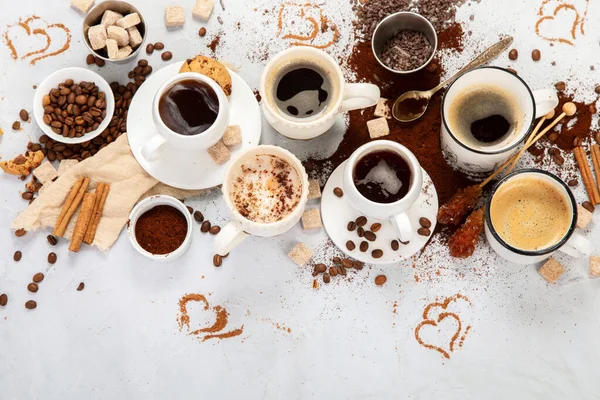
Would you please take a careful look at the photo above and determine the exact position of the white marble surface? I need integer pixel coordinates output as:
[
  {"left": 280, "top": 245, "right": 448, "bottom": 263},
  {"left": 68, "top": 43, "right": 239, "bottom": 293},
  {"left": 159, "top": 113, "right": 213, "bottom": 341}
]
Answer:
[{"left": 0, "top": 0, "right": 599, "bottom": 399}]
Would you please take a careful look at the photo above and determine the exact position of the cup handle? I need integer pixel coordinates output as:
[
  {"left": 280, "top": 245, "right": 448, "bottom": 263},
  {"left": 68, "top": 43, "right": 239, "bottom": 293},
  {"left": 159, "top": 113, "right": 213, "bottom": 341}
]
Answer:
[
  {"left": 532, "top": 89, "right": 559, "bottom": 119},
  {"left": 340, "top": 83, "right": 381, "bottom": 112},
  {"left": 390, "top": 212, "right": 413, "bottom": 243},
  {"left": 213, "top": 220, "right": 249, "bottom": 256},
  {"left": 558, "top": 232, "right": 591, "bottom": 258},
  {"left": 141, "top": 134, "right": 168, "bottom": 162}
]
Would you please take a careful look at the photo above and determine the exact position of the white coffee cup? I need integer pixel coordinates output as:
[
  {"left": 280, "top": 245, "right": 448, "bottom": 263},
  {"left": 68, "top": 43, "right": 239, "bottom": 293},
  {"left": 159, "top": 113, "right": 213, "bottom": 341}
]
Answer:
[
  {"left": 213, "top": 145, "right": 309, "bottom": 256},
  {"left": 141, "top": 72, "right": 230, "bottom": 162},
  {"left": 440, "top": 66, "right": 558, "bottom": 180},
  {"left": 343, "top": 140, "right": 423, "bottom": 243},
  {"left": 485, "top": 169, "right": 591, "bottom": 265},
  {"left": 260, "top": 47, "right": 380, "bottom": 140}
]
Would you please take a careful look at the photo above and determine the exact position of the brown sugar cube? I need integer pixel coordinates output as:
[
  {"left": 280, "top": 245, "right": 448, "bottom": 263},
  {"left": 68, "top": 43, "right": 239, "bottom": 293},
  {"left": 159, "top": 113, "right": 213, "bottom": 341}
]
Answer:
[
  {"left": 107, "top": 25, "right": 129, "bottom": 47},
  {"left": 33, "top": 161, "right": 58, "bottom": 184},
  {"left": 307, "top": 179, "right": 321, "bottom": 200},
  {"left": 116, "top": 45, "right": 133, "bottom": 59},
  {"left": 71, "top": 0, "right": 95, "bottom": 14},
  {"left": 193, "top": 0, "right": 215, "bottom": 21},
  {"left": 288, "top": 243, "right": 313, "bottom": 266},
  {"left": 538, "top": 257, "right": 565, "bottom": 284},
  {"left": 101, "top": 10, "right": 124, "bottom": 27},
  {"left": 367, "top": 117, "right": 390, "bottom": 139},
  {"left": 302, "top": 208, "right": 322, "bottom": 230},
  {"left": 576, "top": 204, "right": 593, "bottom": 230},
  {"left": 207, "top": 140, "right": 231, "bottom": 164},
  {"left": 127, "top": 26, "right": 143, "bottom": 48},
  {"left": 116, "top": 13, "right": 141, "bottom": 29},
  {"left": 58, "top": 159, "right": 79, "bottom": 175},
  {"left": 589, "top": 256, "right": 600, "bottom": 277},
  {"left": 106, "top": 39, "right": 119, "bottom": 59},
  {"left": 165, "top": 6, "right": 185, "bottom": 28},
  {"left": 374, "top": 98, "right": 391, "bottom": 119},
  {"left": 222, "top": 125, "right": 242, "bottom": 146},
  {"left": 87, "top": 25, "right": 107, "bottom": 51}
]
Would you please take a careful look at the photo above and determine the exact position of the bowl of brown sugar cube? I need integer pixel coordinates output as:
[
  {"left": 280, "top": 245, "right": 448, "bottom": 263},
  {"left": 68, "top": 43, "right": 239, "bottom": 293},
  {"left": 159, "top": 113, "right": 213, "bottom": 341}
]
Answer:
[{"left": 82, "top": 0, "right": 147, "bottom": 64}]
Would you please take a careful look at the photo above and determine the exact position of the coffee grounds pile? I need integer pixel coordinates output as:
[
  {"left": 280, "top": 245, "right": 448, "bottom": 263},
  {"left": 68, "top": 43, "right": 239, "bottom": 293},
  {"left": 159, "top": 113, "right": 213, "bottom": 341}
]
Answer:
[
  {"left": 134, "top": 205, "right": 188, "bottom": 255},
  {"left": 380, "top": 29, "right": 433, "bottom": 71}
]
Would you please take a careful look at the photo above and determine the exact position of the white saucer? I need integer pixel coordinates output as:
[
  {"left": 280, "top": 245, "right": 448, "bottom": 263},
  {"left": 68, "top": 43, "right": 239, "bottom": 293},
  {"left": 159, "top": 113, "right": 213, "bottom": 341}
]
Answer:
[
  {"left": 127, "top": 62, "right": 262, "bottom": 190},
  {"left": 321, "top": 161, "right": 439, "bottom": 265}
]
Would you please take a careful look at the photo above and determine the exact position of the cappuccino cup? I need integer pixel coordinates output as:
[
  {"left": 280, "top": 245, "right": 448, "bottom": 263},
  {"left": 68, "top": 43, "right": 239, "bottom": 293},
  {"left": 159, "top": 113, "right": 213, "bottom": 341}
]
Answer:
[
  {"left": 485, "top": 169, "right": 591, "bottom": 265},
  {"left": 141, "top": 72, "right": 230, "bottom": 162},
  {"left": 260, "top": 47, "right": 380, "bottom": 140},
  {"left": 213, "top": 145, "right": 309, "bottom": 256}
]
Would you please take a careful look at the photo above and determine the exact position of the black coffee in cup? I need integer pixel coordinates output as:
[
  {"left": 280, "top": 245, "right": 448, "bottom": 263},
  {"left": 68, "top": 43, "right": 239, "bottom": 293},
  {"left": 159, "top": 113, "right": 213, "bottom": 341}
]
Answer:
[
  {"left": 158, "top": 79, "right": 219, "bottom": 135},
  {"left": 353, "top": 150, "right": 412, "bottom": 203}
]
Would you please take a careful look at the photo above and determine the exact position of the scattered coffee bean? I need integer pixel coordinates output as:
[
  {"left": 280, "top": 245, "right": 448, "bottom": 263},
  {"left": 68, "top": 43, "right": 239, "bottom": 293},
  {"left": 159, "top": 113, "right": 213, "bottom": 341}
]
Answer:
[
  {"left": 568, "top": 179, "right": 578, "bottom": 187},
  {"left": 0, "top": 294, "right": 7, "bottom": 306},
  {"left": 582, "top": 201, "right": 595, "bottom": 213},
  {"left": 323, "top": 273, "right": 331, "bottom": 283},
  {"left": 391, "top": 240, "right": 399, "bottom": 251},
  {"left": 209, "top": 225, "right": 221, "bottom": 235},
  {"left": 595, "top": 85, "right": 600, "bottom": 95},
  {"left": 47, "top": 234, "right": 57, "bottom": 246},
  {"left": 138, "top": 59, "right": 148, "bottom": 67},
  {"left": 531, "top": 49, "right": 541, "bottom": 61},
  {"left": 590, "top": 104, "right": 597, "bottom": 114},
  {"left": 95, "top": 57, "right": 105, "bottom": 67},
  {"left": 48, "top": 252, "right": 57, "bottom": 264},
  {"left": 339, "top": 265, "right": 347, "bottom": 276},
  {"left": 193, "top": 211, "right": 204, "bottom": 223},
  {"left": 360, "top": 241, "right": 369, "bottom": 252},
  {"left": 332, "top": 256, "right": 341, "bottom": 264},
  {"left": 573, "top": 137, "right": 583, "bottom": 147},
  {"left": 146, "top": 43, "right": 154, "bottom": 54},
  {"left": 548, "top": 132, "right": 558, "bottom": 142},
  {"left": 19, "top": 109, "right": 29, "bottom": 121},
  {"left": 372, "top": 249, "right": 383, "bottom": 259},
  {"left": 22, "top": 191, "right": 33, "bottom": 200},
  {"left": 364, "top": 231, "right": 377, "bottom": 242},
  {"left": 506, "top": 68, "right": 518, "bottom": 75},
  {"left": 15, "top": 229, "right": 26, "bottom": 237},
  {"left": 354, "top": 261, "right": 364, "bottom": 270},
  {"left": 341, "top": 258, "right": 353, "bottom": 269},
  {"left": 346, "top": 240, "right": 356, "bottom": 251},
  {"left": 370, "top": 223, "right": 382, "bottom": 232},
  {"left": 419, "top": 217, "right": 432, "bottom": 228},
  {"left": 161, "top": 51, "right": 173, "bottom": 61},
  {"left": 213, "top": 254, "right": 223, "bottom": 267},
  {"left": 375, "top": 275, "right": 387, "bottom": 286},
  {"left": 77, "top": 282, "right": 85, "bottom": 291},
  {"left": 13, "top": 251, "right": 22, "bottom": 261},
  {"left": 12, "top": 121, "right": 21, "bottom": 130},
  {"left": 315, "top": 263, "right": 327, "bottom": 273},
  {"left": 508, "top": 49, "right": 518, "bottom": 60},
  {"left": 357, "top": 227, "right": 365, "bottom": 238},
  {"left": 201, "top": 221, "right": 211, "bottom": 232},
  {"left": 186, "top": 206, "right": 193, "bottom": 214},
  {"left": 154, "top": 42, "right": 165, "bottom": 50},
  {"left": 33, "top": 273, "right": 44, "bottom": 283},
  {"left": 555, "top": 81, "right": 566, "bottom": 91},
  {"left": 329, "top": 267, "right": 338, "bottom": 277},
  {"left": 552, "top": 154, "right": 564, "bottom": 166},
  {"left": 548, "top": 148, "right": 559, "bottom": 156},
  {"left": 356, "top": 216, "right": 367, "bottom": 227},
  {"left": 417, "top": 227, "right": 431, "bottom": 237},
  {"left": 347, "top": 221, "right": 357, "bottom": 231},
  {"left": 333, "top": 187, "right": 344, "bottom": 197},
  {"left": 25, "top": 300, "right": 37, "bottom": 309},
  {"left": 27, "top": 283, "right": 38, "bottom": 293},
  {"left": 199, "top": 27, "right": 207, "bottom": 37},
  {"left": 86, "top": 54, "right": 96, "bottom": 64}
]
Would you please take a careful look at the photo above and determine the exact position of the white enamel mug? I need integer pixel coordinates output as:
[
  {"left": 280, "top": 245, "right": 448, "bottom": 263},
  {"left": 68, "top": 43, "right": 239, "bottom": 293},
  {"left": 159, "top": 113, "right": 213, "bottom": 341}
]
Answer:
[
  {"left": 260, "top": 47, "right": 380, "bottom": 140},
  {"left": 485, "top": 169, "right": 591, "bottom": 265},
  {"left": 141, "top": 72, "right": 230, "bottom": 162},
  {"left": 343, "top": 140, "right": 423, "bottom": 243},
  {"left": 213, "top": 145, "right": 309, "bottom": 256},
  {"left": 440, "top": 66, "right": 558, "bottom": 180}
]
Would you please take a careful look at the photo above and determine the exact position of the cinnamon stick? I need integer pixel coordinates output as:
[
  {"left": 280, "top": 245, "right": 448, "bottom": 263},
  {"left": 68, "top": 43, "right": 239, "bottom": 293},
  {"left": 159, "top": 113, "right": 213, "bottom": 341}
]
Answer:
[
  {"left": 573, "top": 147, "right": 600, "bottom": 205},
  {"left": 69, "top": 192, "right": 96, "bottom": 252},
  {"left": 83, "top": 183, "right": 110, "bottom": 244},
  {"left": 591, "top": 144, "right": 600, "bottom": 196},
  {"left": 53, "top": 177, "right": 91, "bottom": 237},
  {"left": 54, "top": 177, "right": 84, "bottom": 229}
]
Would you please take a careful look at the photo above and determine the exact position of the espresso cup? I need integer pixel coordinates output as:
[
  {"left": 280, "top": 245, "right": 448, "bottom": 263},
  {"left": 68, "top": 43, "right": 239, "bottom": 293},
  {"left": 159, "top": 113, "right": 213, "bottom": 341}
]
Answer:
[
  {"left": 260, "top": 47, "right": 380, "bottom": 140},
  {"left": 343, "top": 140, "right": 423, "bottom": 242},
  {"left": 213, "top": 145, "right": 309, "bottom": 256},
  {"left": 141, "top": 72, "right": 230, "bottom": 162},
  {"left": 440, "top": 66, "right": 558, "bottom": 180},
  {"left": 485, "top": 169, "right": 591, "bottom": 265}
]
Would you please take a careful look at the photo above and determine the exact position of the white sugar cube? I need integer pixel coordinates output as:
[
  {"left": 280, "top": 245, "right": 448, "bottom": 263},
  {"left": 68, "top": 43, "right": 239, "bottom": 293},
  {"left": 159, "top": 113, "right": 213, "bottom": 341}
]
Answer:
[
  {"left": 87, "top": 24, "right": 107, "bottom": 51},
  {"left": 71, "top": 0, "right": 95, "bottom": 14},
  {"left": 107, "top": 25, "right": 129, "bottom": 47},
  {"left": 165, "top": 6, "right": 185, "bottom": 28},
  {"left": 127, "top": 26, "right": 143, "bottom": 48},
  {"left": 101, "top": 10, "right": 123, "bottom": 26},
  {"left": 193, "top": 0, "right": 215, "bottom": 21},
  {"left": 106, "top": 38, "right": 119, "bottom": 59},
  {"left": 576, "top": 204, "right": 593, "bottom": 230},
  {"left": 367, "top": 117, "right": 390, "bottom": 139},
  {"left": 116, "top": 45, "right": 133, "bottom": 59},
  {"left": 222, "top": 125, "right": 242, "bottom": 146},
  {"left": 116, "top": 13, "right": 141, "bottom": 29}
]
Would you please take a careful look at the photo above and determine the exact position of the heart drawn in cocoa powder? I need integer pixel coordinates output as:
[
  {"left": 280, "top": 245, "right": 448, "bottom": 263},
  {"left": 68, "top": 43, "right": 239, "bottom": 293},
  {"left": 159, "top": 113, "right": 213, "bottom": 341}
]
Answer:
[
  {"left": 415, "top": 312, "right": 462, "bottom": 359},
  {"left": 276, "top": 3, "right": 339, "bottom": 50},
  {"left": 177, "top": 293, "right": 244, "bottom": 342},
  {"left": 535, "top": 4, "right": 581, "bottom": 46}
]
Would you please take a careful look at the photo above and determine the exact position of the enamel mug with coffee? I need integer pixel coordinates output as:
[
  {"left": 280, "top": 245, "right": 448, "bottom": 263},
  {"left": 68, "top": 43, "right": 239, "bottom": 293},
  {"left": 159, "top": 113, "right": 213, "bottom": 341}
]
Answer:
[
  {"left": 343, "top": 141, "right": 423, "bottom": 243},
  {"left": 440, "top": 66, "right": 558, "bottom": 180},
  {"left": 213, "top": 145, "right": 309, "bottom": 256},
  {"left": 141, "top": 72, "right": 230, "bottom": 162},
  {"left": 484, "top": 169, "right": 591, "bottom": 265},
  {"left": 260, "top": 47, "right": 381, "bottom": 140}
]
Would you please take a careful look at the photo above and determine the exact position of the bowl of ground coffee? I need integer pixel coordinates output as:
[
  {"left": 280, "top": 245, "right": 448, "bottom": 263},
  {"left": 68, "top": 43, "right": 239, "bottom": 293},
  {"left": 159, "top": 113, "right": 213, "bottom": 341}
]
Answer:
[{"left": 128, "top": 195, "right": 192, "bottom": 262}]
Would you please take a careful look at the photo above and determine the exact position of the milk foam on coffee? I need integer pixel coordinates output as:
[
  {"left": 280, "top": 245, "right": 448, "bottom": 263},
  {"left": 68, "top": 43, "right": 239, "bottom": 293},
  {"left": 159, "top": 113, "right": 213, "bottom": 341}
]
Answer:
[
  {"left": 490, "top": 176, "right": 571, "bottom": 251},
  {"left": 230, "top": 155, "right": 302, "bottom": 224}
]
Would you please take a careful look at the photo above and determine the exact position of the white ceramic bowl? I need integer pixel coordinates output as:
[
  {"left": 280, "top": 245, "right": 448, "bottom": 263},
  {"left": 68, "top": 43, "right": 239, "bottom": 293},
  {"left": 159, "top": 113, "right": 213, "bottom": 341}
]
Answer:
[
  {"left": 127, "top": 195, "right": 193, "bottom": 262},
  {"left": 33, "top": 67, "right": 115, "bottom": 144}
]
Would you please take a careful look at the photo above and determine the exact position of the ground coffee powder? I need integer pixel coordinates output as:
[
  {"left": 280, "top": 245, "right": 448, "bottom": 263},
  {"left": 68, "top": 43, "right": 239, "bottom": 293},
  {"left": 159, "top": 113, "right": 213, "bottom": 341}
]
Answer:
[{"left": 135, "top": 205, "right": 187, "bottom": 255}]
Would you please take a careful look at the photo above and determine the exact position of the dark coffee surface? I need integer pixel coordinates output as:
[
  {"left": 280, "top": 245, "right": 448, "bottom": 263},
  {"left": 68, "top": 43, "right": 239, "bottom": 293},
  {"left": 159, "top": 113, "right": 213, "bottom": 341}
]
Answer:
[
  {"left": 159, "top": 79, "right": 219, "bottom": 136},
  {"left": 470, "top": 114, "right": 511, "bottom": 143},
  {"left": 353, "top": 151, "right": 411, "bottom": 203},
  {"left": 275, "top": 67, "right": 330, "bottom": 118}
]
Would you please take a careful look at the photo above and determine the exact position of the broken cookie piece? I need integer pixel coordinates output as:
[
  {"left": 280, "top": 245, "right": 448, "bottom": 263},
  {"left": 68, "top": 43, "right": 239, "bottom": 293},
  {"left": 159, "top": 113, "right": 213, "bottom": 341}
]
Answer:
[
  {"left": 0, "top": 151, "right": 44, "bottom": 176},
  {"left": 302, "top": 208, "right": 322, "bottom": 230},
  {"left": 367, "top": 117, "right": 390, "bottom": 139},
  {"left": 207, "top": 140, "right": 231, "bottom": 165},
  {"left": 33, "top": 161, "right": 58, "bottom": 184},
  {"left": 538, "top": 257, "right": 565, "bottom": 284},
  {"left": 289, "top": 243, "right": 313, "bottom": 266}
]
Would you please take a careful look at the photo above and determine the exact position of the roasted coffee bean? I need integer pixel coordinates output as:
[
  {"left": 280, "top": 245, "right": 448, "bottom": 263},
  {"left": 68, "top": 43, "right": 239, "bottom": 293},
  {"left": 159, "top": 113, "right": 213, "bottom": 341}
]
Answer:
[
  {"left": 86, "top": 54, "right": 95, "bottom": 64},
  {"left": 33, "top": 273, "right": 44, "bottom": 283},
  {"left": 199, "top": 27, "right": 207, "bottom": 36},
  {"left": 552, "top": 154, "right": 564, "bottom": 166},
  {"left": 531, "top": 49, "right": 541, "bottom": 61},
  {"left": 322, "top": 273, "right": 331, "bottom": 283},
  {"left": 364, "top": 231, "right": 377, "bottom": 242},
  {"left": 137, "top": 59, "right": 148, "bottom": 67},
  {"left": 142, "top": 66, "right": 153, "bottom": 76},
  {"left": 357, "top": 227, "right": 365, "bottom": 237},
  {"left": 48, "top": 252, "right": 57, "bottom": 264},
  {"left": 568, "top": 179, "right": 578, "bottom": 187},
  {"left": 417, "top": 227, "right": 431, "bottom": 237},
  {"left": 573, "top": 137, "right": 583, "bottom": 147},
  {"left": 154, "top": 42, "right": 165, "bottom": 50},
  {"left": 95, "top": 57, "right": 105, "bottom": 67},
  {"left": 596, "top": 85, "right": 600, "bottom": 95},
  {"left": 419, "top": 217, "right": 432, "bottom": 228},
  {"left": 375, "top": 275, "right": 387, "bottom": 286},
  {"left": 77, "top": 282, "right": 85, "bottom": 291},
  {"left": 25, "top": 300, "right": 37, "bottom": 309},
  {"left": 555, "top": 81, "right": 566, "bottom": 91},
  {"left": 28, "top": 283, "right": 38, "bottom": 293},
  {"left": 315, "top": 263, "right": 327, "bottom": 273},
  {"left": 508, "top": 49, "right": 518, "bottom": 60},
  {"left": 506, "top": 68, "right": 517, "bottom": 75},
  {"left": 548, "top": 148, "right": 560, "bottom": 156},
  {"left": 75, "top": 95, "right": 87, "bottom": 105},
  {"left": 201, "top": 221, "right": 211, "bottom": 232},
  {"left": 186, "top": 205, "right": 193, "bottom": 214},
  {"left": 47, "top": 150, "right": 56, "bottom": 161},
  {"left": 332, "top": 256, "right": 341, "bottom": 264},
  {"left": 370, "top": 223, "right": 382, "bottom": 232},
  {"left": 341, "top": 258, "right": 353, "bottom": 269},
  {"left": 12, "top": 121, "right": 21, "bottom": 130},
  {"left": 47, "top": 234, "right": 58, "bottom": 246},
  {"left": 391, "top": 240, "right": 399, "bottom": 251},
  {"left": 22, "top": 191, "right": 34, "bottom": 200},
  {"left": 360, "top": 241, "right": 369, "bottom": 252},
  {"left": 590, "top": 104, "right": 597, "bottom": 114},
  {"left": 356, "top": 216, "right": 367, "bottom": 227},
  {"left": 582, "top": 201, "right": 595, "bottom": 213},
  {"left": 548, "top": 132, "right": 558, "bottom": 142},
  {"left": 213, "top": 254, "right": 222, "bottom": 267},
  {"left": 15, "top": 228, "right": 26, "bottom": 237},
  {"left": 161, "top": 51, "right": 173, "bottom": 61},
  {"left": 209, "top": 225, "right": 221, "bottom": 235},
  {"left": 346, "top": 240, "right": 356, "bottom": 251},
  {"left": 13, "top": 251, "right": 22, "bottom": 261},
  {"left": 146, "top": 43, "right": 154, "bottom": 54},
  {"left": 19, "top": 109, "right": 29, "bottom": 121},
  {"left": 333, "top": 187, "right": 343, "bottom": 197},
  {"left": 329, "top": 267, "right": 338, "bottom": 277},
  {"left": 193, "top": 211, "right": 204, "bottom": 223},
  {"left": 347, "top": 221, "right": 356, "bottom": 231},
  {"left": 0, "top": 294, "right": 7, "bottom": 306},
  {"left": 372, "top": 249, "right": 383, "bottom": 259}
]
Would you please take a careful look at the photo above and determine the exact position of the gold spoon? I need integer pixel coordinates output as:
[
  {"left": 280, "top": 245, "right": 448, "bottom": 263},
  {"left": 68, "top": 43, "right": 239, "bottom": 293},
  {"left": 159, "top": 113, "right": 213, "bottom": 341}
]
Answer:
[{"left": 392, "top": 36, "right": 514, "bottom": 122}]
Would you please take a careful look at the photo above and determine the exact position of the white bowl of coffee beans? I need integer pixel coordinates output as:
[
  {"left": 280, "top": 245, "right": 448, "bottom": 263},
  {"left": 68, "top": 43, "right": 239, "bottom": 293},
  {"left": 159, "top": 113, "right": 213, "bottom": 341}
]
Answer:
[{"left": 33, "top": 67, "right": 115, "bottom": 144}]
